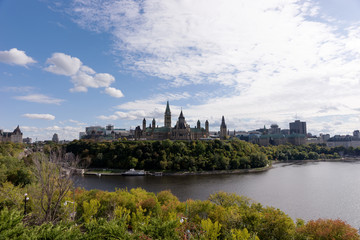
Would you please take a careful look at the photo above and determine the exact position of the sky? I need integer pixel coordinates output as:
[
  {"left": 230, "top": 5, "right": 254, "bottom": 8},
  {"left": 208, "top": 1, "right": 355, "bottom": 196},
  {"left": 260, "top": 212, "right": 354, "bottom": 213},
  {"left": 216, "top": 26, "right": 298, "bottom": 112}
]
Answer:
[{"left": 1, "top": 0, "right": 360, "bottom": 141}]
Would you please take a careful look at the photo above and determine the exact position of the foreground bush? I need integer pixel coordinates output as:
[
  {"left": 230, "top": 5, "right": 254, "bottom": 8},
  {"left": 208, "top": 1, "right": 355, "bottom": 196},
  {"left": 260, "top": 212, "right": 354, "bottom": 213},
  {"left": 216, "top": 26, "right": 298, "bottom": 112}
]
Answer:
[
  {"left": 296, "top": 218, "right": 360, "bottom": 240},
  {"left": 0, "top": 189, "right": 359, "bottom": 239}
]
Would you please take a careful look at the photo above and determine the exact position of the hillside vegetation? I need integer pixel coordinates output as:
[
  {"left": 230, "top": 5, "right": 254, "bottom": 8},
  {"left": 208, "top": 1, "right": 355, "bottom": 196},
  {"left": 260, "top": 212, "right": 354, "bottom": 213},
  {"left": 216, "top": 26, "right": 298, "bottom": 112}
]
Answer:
[
  {"left": 0, "top": 142, "right": 359, "bottom": 239},
  {"left": 65, "top": 139, "right": 353, "bottom": 171}
]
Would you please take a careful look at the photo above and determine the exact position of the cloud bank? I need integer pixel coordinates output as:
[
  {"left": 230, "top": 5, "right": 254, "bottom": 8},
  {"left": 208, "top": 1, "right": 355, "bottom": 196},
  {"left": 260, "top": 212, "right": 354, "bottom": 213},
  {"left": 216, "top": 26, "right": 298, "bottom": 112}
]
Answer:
[
  {"left": 0, "top": 48, "right": 36, "bottom": 66},
  {"left": 69, "top": 0, "right": 360, "bottom": 135},
  {"left": 15, "top": 94, "right": 64, "bottom": 105}
]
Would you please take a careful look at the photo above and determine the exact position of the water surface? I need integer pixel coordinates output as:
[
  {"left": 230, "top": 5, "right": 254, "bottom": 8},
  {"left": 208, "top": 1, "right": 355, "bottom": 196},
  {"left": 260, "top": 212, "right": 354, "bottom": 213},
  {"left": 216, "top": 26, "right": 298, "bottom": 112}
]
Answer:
[{"left": 75, "top": 161, "right": 360, "bottom": 227}]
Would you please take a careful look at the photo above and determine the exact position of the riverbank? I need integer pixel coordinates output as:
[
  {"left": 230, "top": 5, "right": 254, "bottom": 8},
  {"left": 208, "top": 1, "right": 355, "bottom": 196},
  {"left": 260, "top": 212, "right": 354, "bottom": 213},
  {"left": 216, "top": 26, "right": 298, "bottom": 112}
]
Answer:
[
  {"left": 273, "top": 157, "right": 360, "bottom": 165},
  {"left": 79, "top": 157, "right": 360, "bottom": 177},
  {"left": 82, "top": 164, "right": 273, "bottom": 176}
]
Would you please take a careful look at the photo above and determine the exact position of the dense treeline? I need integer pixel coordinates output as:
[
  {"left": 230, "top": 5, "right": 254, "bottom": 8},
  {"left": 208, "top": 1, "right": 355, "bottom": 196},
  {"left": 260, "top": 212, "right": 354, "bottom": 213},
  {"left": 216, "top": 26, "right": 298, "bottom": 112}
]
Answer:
[
  {"left": 263, "top": 144, "right": 346, "bottom": 161},
  {"left": 65, "top": 139, "right": 360, "bottom": 171},
  {"left": 0, "top": 142, "right": 360, "bottom": 239},
  {"left": 66, "top": 139, "right": 269, "bottom": 171}
]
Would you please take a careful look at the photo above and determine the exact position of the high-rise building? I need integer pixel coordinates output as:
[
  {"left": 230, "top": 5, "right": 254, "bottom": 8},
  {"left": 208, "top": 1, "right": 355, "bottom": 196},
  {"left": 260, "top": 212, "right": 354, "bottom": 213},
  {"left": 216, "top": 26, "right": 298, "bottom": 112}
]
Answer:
[
  {"left": 52, "top": 133, "right": 59, "bottom": 143},
  {"left": 289, "top": 120, "right": 307, "bottom": 135},
  {"left": 353, "top": 130, "right": 360, "bottom": 138}
]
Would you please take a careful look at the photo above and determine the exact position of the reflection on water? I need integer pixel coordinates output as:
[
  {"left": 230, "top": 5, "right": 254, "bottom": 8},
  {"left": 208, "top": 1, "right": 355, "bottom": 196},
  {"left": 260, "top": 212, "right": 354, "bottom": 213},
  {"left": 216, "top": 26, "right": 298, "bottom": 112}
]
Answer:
[{"left": 74, "top": 161, "right": 360, "bottom": 227}]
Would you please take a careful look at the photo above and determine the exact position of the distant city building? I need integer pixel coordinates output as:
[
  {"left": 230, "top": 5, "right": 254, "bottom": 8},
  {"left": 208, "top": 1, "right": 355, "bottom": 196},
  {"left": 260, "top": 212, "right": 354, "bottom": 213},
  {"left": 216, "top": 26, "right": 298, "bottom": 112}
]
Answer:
[
  {"left": 80, "top": 125, "right": 132, "bottom": 141},
  {"left": 235, "top": 122, "right": 306, "bottom": 146},
  {"left": 290, "top": 120, "right": 307, "bottom": 135},
  {"left": 135, "top": 102, "right": 209, "bottom": 140},
  {"left": 281, "top": 129, "right": 290, "bottom": 135},
  {"left": 249, "top": 133, "right": 306, "bottom": 146},
  {"left": 79, "top": 132, "right": 86, "bottom": 139},
  {"left": 269, "top": 124, "right": 281, "bottom": 134},
  {"left": 353, "top": 130, "right": 360, "bottom": 138},
  {"left": 320, "top": 133, "right": 330, "bottom": 142},
  {"left": 52, "top": 133, "right": 59, "bottom": 143},
  {"left": 23, "top": 137, "right": 32, "bottom": 144},
  {"left": 0, "top": 126, "right": 23, "bottom": 143},
  {"left": 327, "top": 135, "right": 360, "bottom": 148},
  {"left": 256, "top": 126, "right": 268, "bottom": 135},
  {"left": 306, "top": 134, "right": 329, "bottom": 145}
]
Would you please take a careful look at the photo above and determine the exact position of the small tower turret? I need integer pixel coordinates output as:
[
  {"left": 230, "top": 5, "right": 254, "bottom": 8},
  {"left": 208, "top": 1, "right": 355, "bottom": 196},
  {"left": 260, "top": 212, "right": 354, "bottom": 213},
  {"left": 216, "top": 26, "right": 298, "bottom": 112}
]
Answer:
[
  {"left": 205, "top": 120, "right": 209, "bottom": 136},
  {"left": 152, "top": 118, "right": 156, "bottom": 129},
  {"left": 197, "top": 120, "right": 201, "bottom": 129},
  {"left": 142, "top": 118, "right": 146, "bottom": 131}
]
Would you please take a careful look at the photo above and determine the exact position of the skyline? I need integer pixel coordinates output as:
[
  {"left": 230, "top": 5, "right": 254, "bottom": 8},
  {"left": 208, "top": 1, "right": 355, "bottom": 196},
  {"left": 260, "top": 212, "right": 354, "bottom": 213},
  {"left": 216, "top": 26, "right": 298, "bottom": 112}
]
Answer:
[{"left": 2, "top": 0, "right": 360, "bottom": 140}]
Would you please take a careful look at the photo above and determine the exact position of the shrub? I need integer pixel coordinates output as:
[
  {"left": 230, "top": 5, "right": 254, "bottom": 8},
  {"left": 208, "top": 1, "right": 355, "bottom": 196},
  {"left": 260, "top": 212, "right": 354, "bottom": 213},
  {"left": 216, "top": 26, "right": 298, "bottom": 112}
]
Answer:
[{"left": 295, "top": 218, "right": 360, "bottom": 240}]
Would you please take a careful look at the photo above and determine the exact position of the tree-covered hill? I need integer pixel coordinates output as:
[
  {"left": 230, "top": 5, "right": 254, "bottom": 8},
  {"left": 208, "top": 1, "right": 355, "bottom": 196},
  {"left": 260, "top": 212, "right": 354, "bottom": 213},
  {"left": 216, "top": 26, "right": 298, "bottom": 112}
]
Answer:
[{"left": 66, "top": 139, "right": 269, "bottom": 171}]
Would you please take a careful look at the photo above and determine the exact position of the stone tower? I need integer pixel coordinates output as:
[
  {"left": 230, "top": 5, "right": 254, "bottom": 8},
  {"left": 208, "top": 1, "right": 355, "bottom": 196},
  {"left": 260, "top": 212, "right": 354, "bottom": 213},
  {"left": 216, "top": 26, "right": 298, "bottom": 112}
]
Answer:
[
  {"left": 142, "top": 118, "right": 146, "bottom": 131},
  {"left": 164, "top": 101, "right": 171, "bottom": 128},
  {"left": 197, "top": 120, "right": 201, "bottom": 129},
  {"left": 152, "top": 118, "right": 156, "bottom": 129},
  {"left": 220, "top": 116, "right": 227, "bottom": 139},
  {"left": 205, "top": 120, "right": 209, "bottom": 135}
]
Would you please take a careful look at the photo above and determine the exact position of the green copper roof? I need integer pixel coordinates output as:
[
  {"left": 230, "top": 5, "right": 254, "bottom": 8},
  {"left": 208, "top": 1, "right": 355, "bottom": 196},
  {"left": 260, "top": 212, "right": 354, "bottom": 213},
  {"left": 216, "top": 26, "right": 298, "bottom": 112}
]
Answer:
[
  {"left": 154, "top": 127, "right": 171, "bottom": 133},
  {"left": 190, "top": 127, "right": 205, "bottom": 133},
  {"left": 146, "top": 127, "right": 171, "bottom": 133}
]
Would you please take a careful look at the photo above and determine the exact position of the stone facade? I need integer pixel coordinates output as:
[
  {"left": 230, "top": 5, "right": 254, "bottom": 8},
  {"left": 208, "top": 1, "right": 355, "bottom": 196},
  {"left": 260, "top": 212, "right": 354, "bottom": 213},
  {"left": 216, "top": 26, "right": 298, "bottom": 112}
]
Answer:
[
  {"left": 135, "top": 102, "right": 209, "bottom": 140},
  {"left": 0, "top": 126, "right": 23, "bottom": 143}
]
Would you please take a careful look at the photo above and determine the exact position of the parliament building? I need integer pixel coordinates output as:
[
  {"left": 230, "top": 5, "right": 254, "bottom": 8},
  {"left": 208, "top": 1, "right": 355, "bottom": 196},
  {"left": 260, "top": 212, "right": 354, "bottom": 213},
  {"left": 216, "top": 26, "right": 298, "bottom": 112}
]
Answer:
[{"left": 134, "top": 102, "right": 209, "bottom": 140}]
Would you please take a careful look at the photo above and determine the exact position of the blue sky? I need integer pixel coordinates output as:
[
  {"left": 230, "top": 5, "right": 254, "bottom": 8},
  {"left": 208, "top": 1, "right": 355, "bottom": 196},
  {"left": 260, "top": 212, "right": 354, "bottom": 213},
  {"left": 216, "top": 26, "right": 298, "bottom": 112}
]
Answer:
[{"left": 1, "top": 0, "right": 360, "bottom": 140}]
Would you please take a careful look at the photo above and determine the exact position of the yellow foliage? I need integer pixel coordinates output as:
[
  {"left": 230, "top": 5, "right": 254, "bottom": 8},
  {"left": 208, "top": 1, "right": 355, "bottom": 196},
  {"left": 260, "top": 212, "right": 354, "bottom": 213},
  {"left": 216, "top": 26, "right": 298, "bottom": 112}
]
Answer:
[
  {"left": 230, "top": 228, "right": 259, "bottom": 240},
  {"left": 201, "top": 218, "right": 222, "bottom": 240},
  {"left": 82, "top": 199, "right": 100, "bottom": 223},
  {"left": 114, "top": 206, "right": 131, "bottom": 223}
]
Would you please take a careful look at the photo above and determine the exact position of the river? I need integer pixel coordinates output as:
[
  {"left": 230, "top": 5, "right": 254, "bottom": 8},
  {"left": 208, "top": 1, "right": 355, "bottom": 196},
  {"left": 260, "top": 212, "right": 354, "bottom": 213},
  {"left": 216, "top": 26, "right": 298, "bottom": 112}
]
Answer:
[{"left": 74, "top": 161, "right": 360, "bottom": 228}]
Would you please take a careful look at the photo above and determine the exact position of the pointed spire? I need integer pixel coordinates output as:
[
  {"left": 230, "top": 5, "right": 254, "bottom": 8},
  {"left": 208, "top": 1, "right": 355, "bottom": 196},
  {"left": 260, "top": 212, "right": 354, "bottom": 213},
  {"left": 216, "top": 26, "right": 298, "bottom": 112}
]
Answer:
[
  {"left": 13, "top": 125, "right": 21, "bottom": 134},
  {"left": 179, "top": 109, "right": 184, "bottom": 118},
  {"left": 221, "top": 116, "right": 226, "bottom": 128},
  {"left": 165, "top": 101, "right": 171, "bottom": 115}
]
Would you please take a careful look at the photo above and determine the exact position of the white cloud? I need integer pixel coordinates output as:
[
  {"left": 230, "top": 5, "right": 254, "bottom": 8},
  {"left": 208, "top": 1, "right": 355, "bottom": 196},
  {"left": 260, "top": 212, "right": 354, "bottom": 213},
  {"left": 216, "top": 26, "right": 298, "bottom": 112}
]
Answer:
[
  {"left": 104, "top": 87, "right": 124, "bottom": 98},
  {"left": 1, "top": 86, "right": 35, "bottom": 92},
  {"left": 23, "top": 113, "right": 56, "bottom": 120},
  {"left": 14, "top": 94, "right": 64, "bottom": 105},
  {"left": 0, "top": 48, "right": 36, "bottom": 66},
  {"left": 45, "top": 53, "right": 81, "bottom": 76},
  {"left": 68, "top": 0, "right": 360, "bottom": 135},
  {"left": 70, "top": 70, "right": 115, "bottom": 92},
  {"left": 45, "top": 53, "right": 119, "bottom": 95},
  {"left": 69, "top": 119, "right": 87, "bottom": 126},
  {"left": 97, "top": 92, "right": 190, "bottom": 122}
]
